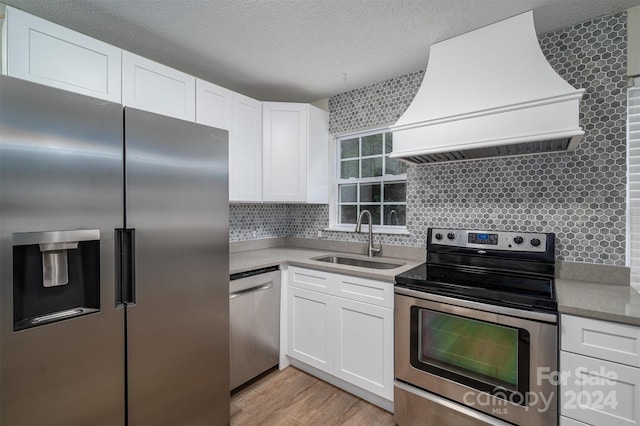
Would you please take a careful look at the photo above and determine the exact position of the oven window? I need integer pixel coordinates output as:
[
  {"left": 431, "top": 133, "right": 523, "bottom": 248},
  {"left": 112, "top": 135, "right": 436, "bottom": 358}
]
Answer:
[
  {"left": 412, "top": 308, "right": 530, "bottom": 401},
  {"left": 419, "top": 309, "right": 518, "bottom": 389}
]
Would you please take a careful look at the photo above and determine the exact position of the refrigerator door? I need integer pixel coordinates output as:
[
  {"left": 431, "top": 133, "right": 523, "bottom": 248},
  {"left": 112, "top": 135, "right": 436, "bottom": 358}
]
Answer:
[
  {"left": 124, "top": 108, "right": 229, "bottom": 425},
  {"left": 0, "top": 75, "right": 125, "bottom": 425}
]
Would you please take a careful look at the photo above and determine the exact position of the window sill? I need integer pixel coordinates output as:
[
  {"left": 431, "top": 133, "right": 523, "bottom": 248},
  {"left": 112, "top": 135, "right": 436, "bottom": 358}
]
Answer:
[{"left": 324, "top": 226, "right": 411, "bottom": 235}]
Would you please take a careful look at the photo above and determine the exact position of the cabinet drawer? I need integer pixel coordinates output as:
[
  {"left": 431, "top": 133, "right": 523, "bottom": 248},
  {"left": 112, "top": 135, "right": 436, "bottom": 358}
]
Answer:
[
  {"left": 334, "top": 274, "right": 393, "bottom": 308},
  {"left": 288, "top": 266, "right": 333, "bottom": 294},
  {"left": 560, "top": 351, "right": 640, "bottom": 426},
  {"left": 562, "top": 315, "right": 640, "bottom": 367}
]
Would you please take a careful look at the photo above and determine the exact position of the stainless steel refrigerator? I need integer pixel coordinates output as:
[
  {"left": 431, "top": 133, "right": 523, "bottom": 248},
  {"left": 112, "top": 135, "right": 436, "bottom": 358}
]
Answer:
[{"left": 0, "top": 75, "right": 229, "bottom": 425}]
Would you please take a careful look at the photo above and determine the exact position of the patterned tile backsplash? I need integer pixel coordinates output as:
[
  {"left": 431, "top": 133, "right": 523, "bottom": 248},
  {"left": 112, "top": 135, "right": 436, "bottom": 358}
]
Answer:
[{"left": 230, "top": 12, "right": 628, "bottom": 265}]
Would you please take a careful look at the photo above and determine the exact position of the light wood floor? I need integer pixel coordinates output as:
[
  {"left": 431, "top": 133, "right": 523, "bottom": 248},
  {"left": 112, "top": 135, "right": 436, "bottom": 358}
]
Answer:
[{"left": 231, "top": 367, "right": 395, "bottom": 425}]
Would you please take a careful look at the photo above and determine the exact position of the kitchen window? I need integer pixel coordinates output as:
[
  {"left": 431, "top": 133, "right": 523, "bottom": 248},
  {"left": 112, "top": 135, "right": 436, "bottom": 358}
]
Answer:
[
  {"left": 628, "top": 78, "right": 640, "bottom": 291},
  {"left": 334, "top": 129, "right": 408, "bottom": 231}
]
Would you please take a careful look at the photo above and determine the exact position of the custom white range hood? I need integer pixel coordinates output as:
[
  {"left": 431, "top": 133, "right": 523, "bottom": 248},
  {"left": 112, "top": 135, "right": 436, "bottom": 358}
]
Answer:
[{"left": 390, "top": 11, "right": 585, "bottom": 164}]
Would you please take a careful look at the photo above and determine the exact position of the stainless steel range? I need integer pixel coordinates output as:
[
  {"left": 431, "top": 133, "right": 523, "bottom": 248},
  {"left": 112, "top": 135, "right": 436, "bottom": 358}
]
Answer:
[{"left": 394, "top": 228, "right": 558, "bottom": 426}]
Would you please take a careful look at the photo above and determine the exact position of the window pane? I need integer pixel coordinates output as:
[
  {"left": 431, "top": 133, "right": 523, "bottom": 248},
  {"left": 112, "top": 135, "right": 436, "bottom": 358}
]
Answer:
[
  {"left": 340, "top": 160, "right": 359, "bottom": 179},
  {"left": 385, "top": 157, "right": 408, "bottom": 175},
  {"left": 340, "top": 205, "right": 358, "bottom": 224},
  {"left": 362, "top": 134, "right": 383, "bottom": 156},
  {"left": 384, "top": 182, "right": 406, "bottom": 202},
  {"left": 339, "top": 184, "right": 357, "bottom": 203},
  {"left": 361, "top": 157, "right": 383, "bottom": 177},
  {"left": 384, "top": 205, "right": 406, "bottom": 226},
  {"left": 385, "top": 132, "right": 393, "bottom": 154},
  {"left": 360, "top": 205, "right": 381, "bottom": 225},
  {"left": 360, "top": 183, "right": 381, "bottom": 202},
  {"left": 341, "top": 138, "right": 359, "bottom": 159}
]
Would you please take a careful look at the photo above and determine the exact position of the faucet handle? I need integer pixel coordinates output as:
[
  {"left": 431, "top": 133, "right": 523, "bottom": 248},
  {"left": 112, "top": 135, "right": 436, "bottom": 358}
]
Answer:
[{"left": 371, "top": 237, "right": 382, "bottom": 253}]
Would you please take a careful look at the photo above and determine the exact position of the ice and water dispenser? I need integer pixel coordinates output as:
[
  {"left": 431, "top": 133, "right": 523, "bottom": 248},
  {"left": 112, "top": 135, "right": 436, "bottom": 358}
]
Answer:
[{"left": 12, "top": 230, "right": 101, "bottom": 330}]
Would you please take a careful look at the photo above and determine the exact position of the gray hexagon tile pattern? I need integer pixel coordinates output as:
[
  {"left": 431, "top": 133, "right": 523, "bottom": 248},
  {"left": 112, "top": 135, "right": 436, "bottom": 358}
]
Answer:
[{"left": 231, "top": 12, "right": 628, "bottom": 266}]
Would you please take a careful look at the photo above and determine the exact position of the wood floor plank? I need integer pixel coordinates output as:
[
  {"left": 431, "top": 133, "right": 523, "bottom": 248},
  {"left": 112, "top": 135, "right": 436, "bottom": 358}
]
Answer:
[{"left": 230, "top": 367, "right": 394, "bottom": 426}]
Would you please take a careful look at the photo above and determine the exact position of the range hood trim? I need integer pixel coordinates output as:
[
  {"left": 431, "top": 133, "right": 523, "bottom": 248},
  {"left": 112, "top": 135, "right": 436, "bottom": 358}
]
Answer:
[
  {"left": 389, "top": 130, "right": 584, "bottom": 160},
  {"left": 391, "top": 89, "right": 585, "bottom": 133}
]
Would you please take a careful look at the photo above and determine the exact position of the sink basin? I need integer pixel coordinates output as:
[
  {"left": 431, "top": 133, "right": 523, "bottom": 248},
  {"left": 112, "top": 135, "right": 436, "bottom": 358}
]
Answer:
[{"left": 312, "top": 255, "right": 405, "bottom": 270}]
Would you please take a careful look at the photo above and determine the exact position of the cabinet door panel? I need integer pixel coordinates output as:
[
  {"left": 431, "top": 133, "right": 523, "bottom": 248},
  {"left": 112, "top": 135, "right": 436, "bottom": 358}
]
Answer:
[
  {"left": 5, "top": 6, "right": 121, "bottom": 102},
  {"left": 334, "top": 297, "right": 393, "bottom": 400},
  {"left": 334, "top": 274, "right": 393, "bottom": 308},
  {"left": 122, "top": 52, "right": 195, "bottom": 121},
  {"left": 230, "top": 94, "right": 262, "bottom": 201},
  {"left": 287, "top": 287, "right": 333, "bottom": 374},
  {"left": 263, "top": 102, "right": 307, "bottom": 202},
  {"left": 562, "top": 314, "right": 640, "bottom": 368},
  {"left": 288, "top": 266, "right": 333, "bottom": 294},
  {"left": 561, "top": 351, "right": 640, "bottom": 426},
  {"left": 307, "top": 105, "right": 329, "bottom": 203},
  {"left": 195, "top": 79, "right": 233, "bottom": 130}
]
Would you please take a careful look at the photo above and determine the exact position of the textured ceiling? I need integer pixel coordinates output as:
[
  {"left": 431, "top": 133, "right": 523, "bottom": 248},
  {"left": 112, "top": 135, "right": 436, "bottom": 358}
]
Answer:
[{"left": 3, "top": 0, "right": 639, "bottom": 102}]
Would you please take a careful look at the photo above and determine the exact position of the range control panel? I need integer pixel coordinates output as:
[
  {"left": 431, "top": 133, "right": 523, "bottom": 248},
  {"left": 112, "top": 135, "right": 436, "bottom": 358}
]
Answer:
[{"left": 430, "top": 228, "right": 549, "bottom": 252}]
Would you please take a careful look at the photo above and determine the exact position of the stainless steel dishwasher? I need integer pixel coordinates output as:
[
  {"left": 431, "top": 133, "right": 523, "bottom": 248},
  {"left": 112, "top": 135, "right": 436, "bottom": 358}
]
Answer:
[{"left": 229, "top": 266, "right": 281, "bottom": 390}]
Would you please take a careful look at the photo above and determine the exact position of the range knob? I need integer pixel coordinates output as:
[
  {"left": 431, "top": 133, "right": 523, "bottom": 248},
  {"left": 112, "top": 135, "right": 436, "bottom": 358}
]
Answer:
[
  {"left": 447, "top": 232, "right": 456, "bottom": 240},
  {"left": 530, "top": 238, "right": 541, "bottom": 247},
  {"left": 513, "top": 236, "right": 524, "bottom": 245},
  {"left": 435, "top": 233, "right": 443, "bottom": 240}
]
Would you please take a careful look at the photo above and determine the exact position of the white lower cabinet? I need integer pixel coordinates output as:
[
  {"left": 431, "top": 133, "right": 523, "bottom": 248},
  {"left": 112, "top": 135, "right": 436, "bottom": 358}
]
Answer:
[
  {"left": 286, "top": 266, "right": 393, "bottom": 404},
  {"left": 288, "top": 286, "right": 333, "bottom": 374},
  {"left": 560, "top": 314, "right": 640, "bottom": 426},
  {"left": 334, "top": 297, "right": 393, "bottom": 400}
]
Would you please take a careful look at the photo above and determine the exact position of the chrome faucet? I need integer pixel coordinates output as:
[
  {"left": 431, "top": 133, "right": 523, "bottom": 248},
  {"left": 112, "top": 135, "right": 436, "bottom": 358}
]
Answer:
[{"left": 355, "top": 210, "right": 381, "bottom": 257}]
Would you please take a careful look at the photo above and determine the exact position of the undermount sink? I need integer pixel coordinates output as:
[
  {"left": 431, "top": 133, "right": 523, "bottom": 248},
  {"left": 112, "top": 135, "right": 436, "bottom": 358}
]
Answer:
[{"left": 312, "top": 255, "right": 405, "bottom": 270}]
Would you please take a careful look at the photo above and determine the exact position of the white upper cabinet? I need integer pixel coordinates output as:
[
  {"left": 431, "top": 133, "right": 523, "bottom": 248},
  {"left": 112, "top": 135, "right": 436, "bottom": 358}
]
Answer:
[
  {"left": 262, "top": 102, "right": 329, "bottom": 203},
  {"left": 195, "top": 79, "right": 233, "bottom": 130},
  {"left": 3, "top": 6, "right": 122, "bottom": 103},
  {"left": 230, "top": 93, "right": 262, "bottom": 202},
  {"left": 122, "top": 52, "right": 195, "bottom": 121},
  {"left": 263, "top": 102, "right": 308, "bottom": 202}
]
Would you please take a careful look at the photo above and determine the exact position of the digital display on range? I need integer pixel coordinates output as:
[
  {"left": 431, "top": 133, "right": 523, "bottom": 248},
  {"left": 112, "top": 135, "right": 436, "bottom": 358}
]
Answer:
[{"left": 468, "top": 233, "right": 498, "bottom": 245}]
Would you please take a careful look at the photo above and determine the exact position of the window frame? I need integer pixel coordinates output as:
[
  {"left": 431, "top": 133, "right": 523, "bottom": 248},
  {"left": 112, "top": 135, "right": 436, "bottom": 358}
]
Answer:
[{"left": 328, "top": 126, "right": 408, "bottom": 234}]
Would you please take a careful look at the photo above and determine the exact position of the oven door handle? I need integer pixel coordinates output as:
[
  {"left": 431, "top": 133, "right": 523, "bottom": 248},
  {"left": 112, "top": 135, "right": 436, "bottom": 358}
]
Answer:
[{"left": 394, "top": 286, "right": 557, "bottom": 324}]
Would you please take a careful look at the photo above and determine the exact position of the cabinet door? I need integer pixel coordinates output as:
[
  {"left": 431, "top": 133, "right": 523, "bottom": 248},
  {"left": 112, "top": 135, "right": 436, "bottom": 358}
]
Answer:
[
  {"left": 4, "top": 6, "right": 121, "bottom": 102},
  {"left": 561, "top": 351, "right": 640, "bottom": 426},
  {"left": 195, "top": 79, "right": 233, "bottom": 130},
  {"left": 334, "top": 297, "right": 393, "bottom": 400},
  {"left": 263, "top": 102, "right": 308, "bottom": 202},
  {"left": 288, "top": 287, "right": 333, "bottom": 374},
  {"left": 122, "top": 52, "right": 195, "bottom": 121},
  {"left": 307, "top": 105, "right": 329, "bottom": 204},
  {"left": 230, "top": 93, "right": 262, "bottom": 202}
]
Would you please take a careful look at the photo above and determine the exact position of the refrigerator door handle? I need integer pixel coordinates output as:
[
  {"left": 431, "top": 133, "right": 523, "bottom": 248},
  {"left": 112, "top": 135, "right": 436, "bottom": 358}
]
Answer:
[{"left": 115, "top": 228, "right": 136, "bottom": 306}]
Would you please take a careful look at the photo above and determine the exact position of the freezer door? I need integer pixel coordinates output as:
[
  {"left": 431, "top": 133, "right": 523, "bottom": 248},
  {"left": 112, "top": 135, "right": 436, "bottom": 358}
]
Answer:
[
  {"left": 0, "top": 75, "right": 125, "bottom": 425},
  {"left": 124, "top": 108, "right": 229, "bottom": 425}
]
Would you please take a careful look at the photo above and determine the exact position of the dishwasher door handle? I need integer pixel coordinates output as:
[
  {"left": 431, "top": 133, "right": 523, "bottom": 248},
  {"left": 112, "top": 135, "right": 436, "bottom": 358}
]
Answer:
[{"left": 229, "top": 283, "right": 273, "bottom": 300}]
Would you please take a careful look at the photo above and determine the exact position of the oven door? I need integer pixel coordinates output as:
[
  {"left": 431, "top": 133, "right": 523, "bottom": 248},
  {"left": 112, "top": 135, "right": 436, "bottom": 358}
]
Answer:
[{"left": 395, "top": 287, "right": 558, "bottom": 426}]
